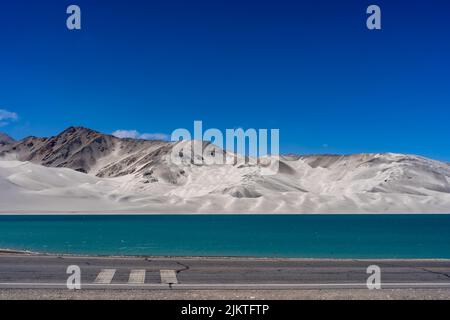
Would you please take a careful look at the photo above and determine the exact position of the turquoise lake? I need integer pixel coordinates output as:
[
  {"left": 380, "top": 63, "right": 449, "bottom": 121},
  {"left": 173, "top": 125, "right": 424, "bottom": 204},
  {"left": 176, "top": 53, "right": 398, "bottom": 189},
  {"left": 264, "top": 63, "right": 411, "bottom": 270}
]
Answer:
[{"left": 0, "top": 215, "right": 449, "bottom": 259}]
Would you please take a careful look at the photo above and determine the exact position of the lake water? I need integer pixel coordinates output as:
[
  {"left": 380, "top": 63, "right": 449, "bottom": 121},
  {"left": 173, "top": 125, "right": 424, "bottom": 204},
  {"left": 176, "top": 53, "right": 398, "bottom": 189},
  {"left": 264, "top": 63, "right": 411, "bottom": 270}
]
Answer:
[{"left": 0, "top": 215, "right": 449, "bottom": 259}]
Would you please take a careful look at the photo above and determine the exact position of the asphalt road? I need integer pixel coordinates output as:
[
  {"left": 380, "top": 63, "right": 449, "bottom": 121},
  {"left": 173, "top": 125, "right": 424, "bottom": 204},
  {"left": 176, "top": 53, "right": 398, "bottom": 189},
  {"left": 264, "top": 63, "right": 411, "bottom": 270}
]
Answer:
[{"left": 0, "top": 253, "right": 449, "bottom": 292}]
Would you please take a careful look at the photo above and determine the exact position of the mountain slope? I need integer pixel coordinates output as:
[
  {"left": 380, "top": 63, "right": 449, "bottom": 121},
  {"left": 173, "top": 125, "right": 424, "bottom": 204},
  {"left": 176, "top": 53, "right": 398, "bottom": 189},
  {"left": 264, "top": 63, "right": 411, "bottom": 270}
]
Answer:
[
  {"left": 0, "top": 132, "right": 15, "bottom": 149},
  {"left": 0, "top": 127, "right": 171, "bottom": 174},
  {"left": 0, "top": 127, "right": 449, "bottom": 213}
]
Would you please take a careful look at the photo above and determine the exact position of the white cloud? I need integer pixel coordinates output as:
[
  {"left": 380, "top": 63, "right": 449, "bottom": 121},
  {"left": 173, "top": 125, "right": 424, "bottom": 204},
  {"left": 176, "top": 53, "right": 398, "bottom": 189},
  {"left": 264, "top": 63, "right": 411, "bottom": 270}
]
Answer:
[
  {"left": 0, "top": 109, "right": 18, "bottom": 127},
  {"left": 112, "top": 130, "right": 169, "bottom": 141},
  {"left": 112, "top": 130, "right": 140, "bottom": 139},
  {"left": 139, "top": 133, "right": 171, "bottom": 141}
]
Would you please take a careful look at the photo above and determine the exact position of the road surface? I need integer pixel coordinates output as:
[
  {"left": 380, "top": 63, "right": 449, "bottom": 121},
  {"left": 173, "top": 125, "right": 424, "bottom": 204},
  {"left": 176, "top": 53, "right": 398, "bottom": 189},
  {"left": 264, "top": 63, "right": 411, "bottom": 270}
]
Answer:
[
  {"left": 1, "top": 254, "right": 450, "bottom": 289},
  {"left": 0, "top": 253, "right": 449, "bottom": 299}
]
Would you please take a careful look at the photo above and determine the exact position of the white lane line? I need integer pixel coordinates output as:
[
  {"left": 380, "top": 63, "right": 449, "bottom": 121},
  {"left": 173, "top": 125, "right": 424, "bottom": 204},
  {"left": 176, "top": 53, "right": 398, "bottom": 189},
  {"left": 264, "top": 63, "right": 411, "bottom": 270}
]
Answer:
[
  {"left": 94, "top": 269, "right": 116, "bottom": 284},
  {"left": 128, "top": 269, "right": 146, "bottom": 284},
  {"left": 160, "top": 270, "right": 178, "bottom": 284}
]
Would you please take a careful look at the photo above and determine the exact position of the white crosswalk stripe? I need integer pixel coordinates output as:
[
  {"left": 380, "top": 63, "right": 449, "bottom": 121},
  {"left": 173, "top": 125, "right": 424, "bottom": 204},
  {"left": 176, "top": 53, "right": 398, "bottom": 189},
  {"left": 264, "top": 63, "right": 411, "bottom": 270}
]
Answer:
[
  {"left": 128, "top": 269, "right": 146, "bottom": 284},
  {"left": 94, "top": 269, "right": 116, "bottom": 284},
  {"left": 160, "top": 270, "right": 178, "bottom": 284}
]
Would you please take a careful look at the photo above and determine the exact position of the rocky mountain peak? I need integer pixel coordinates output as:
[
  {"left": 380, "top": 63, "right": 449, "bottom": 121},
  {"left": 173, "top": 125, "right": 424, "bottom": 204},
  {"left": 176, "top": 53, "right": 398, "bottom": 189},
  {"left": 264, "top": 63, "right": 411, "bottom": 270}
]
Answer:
[
  {"left": 0, "top": 133, "right": 15, "bottom": 150},
  {"left": 0, "top": 132, "right": 15, "bottom": 144}
]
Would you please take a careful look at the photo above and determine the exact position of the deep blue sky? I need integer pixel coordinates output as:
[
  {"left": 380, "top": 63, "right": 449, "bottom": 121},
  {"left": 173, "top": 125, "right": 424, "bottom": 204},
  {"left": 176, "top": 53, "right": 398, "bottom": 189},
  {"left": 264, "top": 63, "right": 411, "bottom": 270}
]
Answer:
[{"left": 0, "top": 0, "right": 449, "bottom": 160}]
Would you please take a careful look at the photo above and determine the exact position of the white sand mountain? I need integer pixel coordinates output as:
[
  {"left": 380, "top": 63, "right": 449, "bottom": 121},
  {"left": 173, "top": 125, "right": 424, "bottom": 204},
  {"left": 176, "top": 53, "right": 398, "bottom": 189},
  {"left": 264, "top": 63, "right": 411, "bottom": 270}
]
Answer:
[{"left": 0, "top": 127, "right": 449, "bottom": 213}]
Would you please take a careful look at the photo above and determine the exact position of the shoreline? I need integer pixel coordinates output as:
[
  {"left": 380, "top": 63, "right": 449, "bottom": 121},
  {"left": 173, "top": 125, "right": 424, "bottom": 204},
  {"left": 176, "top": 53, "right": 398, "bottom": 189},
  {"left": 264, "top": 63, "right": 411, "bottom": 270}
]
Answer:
[
  {"left": 2, "top": 249, "right": 450, "bottom": 262},
  {"left": 1, "top": 212, "right": 450, "bottom": 215}
]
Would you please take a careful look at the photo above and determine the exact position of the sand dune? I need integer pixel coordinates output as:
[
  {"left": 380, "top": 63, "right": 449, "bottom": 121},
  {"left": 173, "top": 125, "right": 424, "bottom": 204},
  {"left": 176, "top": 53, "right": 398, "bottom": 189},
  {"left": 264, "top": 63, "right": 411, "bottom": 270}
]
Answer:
[{"left": 0, "top": 127, "right": 449, "bottom": 213}]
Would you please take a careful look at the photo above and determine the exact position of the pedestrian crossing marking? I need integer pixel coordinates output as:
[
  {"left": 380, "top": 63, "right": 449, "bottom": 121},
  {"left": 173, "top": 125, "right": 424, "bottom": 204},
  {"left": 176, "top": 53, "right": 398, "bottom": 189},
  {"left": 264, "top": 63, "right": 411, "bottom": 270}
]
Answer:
[
  {"left": 128, "top": 269, "right": 146, "bottom": 284},
  {"left": 94, "top": 269, "right": 116, "bottom": 284},
  {"left": 160, "top": 270, "right": 178, "bottom": 284}
]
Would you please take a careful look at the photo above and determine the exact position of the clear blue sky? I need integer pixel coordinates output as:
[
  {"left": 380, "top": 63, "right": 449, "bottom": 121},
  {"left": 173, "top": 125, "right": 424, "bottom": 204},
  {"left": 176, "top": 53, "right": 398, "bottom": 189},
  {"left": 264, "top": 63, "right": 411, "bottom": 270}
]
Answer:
[{"left": 0, "top": 0, "right": 449, "bottom": 160}]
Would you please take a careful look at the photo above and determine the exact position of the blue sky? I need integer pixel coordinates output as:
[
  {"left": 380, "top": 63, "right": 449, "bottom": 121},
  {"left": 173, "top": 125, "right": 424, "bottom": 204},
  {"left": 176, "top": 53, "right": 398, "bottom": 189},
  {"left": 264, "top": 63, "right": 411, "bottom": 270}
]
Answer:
[{"left": 0, "top": 0, "right": 449, "bottom": 160}]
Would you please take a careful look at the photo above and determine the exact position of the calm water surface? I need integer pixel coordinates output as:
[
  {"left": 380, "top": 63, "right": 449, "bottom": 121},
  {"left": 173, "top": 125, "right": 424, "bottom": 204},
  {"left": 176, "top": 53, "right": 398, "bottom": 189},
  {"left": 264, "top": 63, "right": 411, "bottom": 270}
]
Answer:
[{"left": 0, "top": 215, "right": 449, "bottom": 259}]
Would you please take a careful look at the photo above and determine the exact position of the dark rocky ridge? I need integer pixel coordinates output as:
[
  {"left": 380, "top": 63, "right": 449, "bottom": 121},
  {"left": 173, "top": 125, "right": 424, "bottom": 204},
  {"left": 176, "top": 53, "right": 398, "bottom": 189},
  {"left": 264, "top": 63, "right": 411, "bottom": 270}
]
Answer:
[
  {"left": 0, "top": 132, "right": 15, "bottom": 148},
  {"left": 0, "top": 126, "right": 170, "bottom": 174}
]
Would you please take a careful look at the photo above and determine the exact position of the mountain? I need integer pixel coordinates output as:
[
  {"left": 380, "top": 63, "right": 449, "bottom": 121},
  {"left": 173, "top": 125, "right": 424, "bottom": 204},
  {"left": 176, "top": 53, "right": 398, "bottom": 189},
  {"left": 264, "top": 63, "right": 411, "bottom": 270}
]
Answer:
[
  {"left": 0, "top": 132, "right": 15, "bottom": 148},
  {"left": 0, "top": 127, "right": 449, "bottom": 213},
  {"left": 0, "top": 127, "right": 168, "bottom": 174}
]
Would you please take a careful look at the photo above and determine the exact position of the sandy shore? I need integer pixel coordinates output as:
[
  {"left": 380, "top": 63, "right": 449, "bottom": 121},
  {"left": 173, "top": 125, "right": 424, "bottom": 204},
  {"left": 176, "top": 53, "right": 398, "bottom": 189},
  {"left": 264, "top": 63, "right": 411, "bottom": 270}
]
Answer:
[{"left": 2, "top": 249, "right": 450, "bottom": 262}]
